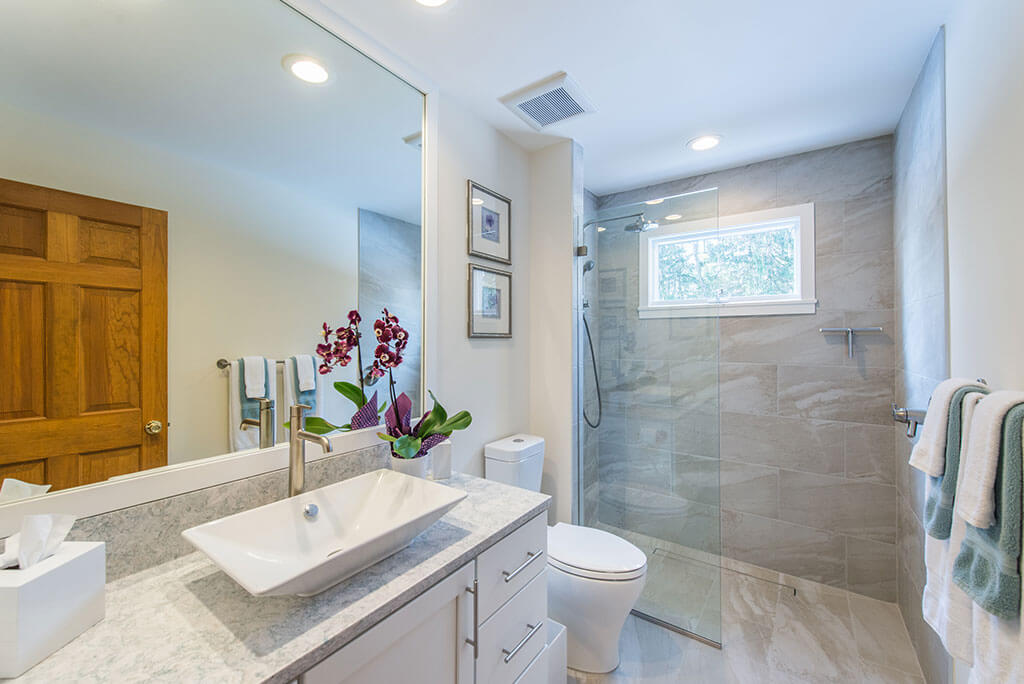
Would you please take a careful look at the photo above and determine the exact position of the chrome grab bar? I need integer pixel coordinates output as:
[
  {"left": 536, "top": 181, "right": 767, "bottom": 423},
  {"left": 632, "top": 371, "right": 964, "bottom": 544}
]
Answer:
[
  {"left": 502, "top": 622, "right": 543, "bottom": 664},
  {"left": 502, "top": 550, "right": 543, "bottom": 583}
]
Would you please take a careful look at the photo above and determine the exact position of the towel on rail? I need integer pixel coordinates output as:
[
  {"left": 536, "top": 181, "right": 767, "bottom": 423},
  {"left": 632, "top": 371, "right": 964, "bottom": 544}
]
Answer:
[
  {"left": 228, "top": 357, "right": 277, "bottom": 451},
  {"left": 924, "top": 384, "right": 991, "bottom": 539},
  {"left": 922, "top": 390, "right": 986, "bottom": 663},
  {"left": 910, "top": 378, "right": 988, "bottom": 478}
]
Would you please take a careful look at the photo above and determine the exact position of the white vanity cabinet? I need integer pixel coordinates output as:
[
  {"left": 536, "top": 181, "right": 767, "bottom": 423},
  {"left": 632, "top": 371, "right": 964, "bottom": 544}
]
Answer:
[{"left": 300, "top": 513, "right": 549, "bottom": 684}]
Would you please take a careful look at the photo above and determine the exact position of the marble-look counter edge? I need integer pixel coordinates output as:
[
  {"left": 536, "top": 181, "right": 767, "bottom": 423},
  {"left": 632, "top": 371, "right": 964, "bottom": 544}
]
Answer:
[{"left": 14, "top": 474, "right": 550, "bottom": 684}]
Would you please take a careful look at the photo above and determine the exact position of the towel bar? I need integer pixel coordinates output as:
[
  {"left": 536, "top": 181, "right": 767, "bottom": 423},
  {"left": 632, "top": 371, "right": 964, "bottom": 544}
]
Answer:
[
  {"left": 892, "top": 404, "right": 928, "bottom": 438},
  {"left": 216, "top": 358, "right": 288, "bottom": 370},
  {"left": 819, "top": 327, "right": 884, "bottom": 358}
]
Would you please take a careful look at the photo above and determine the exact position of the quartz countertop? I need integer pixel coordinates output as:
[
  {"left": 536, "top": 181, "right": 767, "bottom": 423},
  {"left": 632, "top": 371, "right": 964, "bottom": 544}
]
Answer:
[{"left": 14, "top": 474, "right": 550, "bottom": 683}]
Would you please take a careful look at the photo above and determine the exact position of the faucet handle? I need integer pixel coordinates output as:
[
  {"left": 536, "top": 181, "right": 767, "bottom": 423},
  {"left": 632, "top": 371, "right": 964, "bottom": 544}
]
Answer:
[
  {"left": 289, "top": 403, "right": 312, "bottom": 427},
  {"left": 258, "top": 398, "right": 273, "bottom": 409}
]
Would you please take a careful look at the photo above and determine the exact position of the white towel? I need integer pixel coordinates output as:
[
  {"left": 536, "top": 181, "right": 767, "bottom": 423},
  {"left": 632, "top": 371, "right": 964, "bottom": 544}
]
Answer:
[
  {"left": 295, "top": 354, "right": 317, "bottom": 392},
  {"left": 228, "top": 359, "right": 277, "bottom": 451},
  {"left": 283, "top": 358, "right": 325, "bottom": 438},
  {"left": 243, "top": 355, "right": 266, "bottom": 399},
  {"left": 956, "top": 390, "right": 1024, "bottom": 529},
  {"left": 923, "top": 390, "right": 985, "bottom": 663},
  {"left": 910, "top": 378, "right": 983, "bottom": 477}
]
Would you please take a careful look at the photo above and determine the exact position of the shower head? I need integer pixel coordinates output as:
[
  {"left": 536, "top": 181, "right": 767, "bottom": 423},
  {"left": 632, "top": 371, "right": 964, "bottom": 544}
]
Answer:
[
  {"left": 624, "top": 215, "right": 659, "bottom": 233},
  {"left": 582, "top": 259, "right": 596, "bottom": 273}
]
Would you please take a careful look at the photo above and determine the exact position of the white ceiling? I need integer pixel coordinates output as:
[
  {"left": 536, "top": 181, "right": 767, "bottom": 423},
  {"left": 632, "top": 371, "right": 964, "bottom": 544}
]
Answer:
[
  {"left": 322, "top": 0, "right": 953, "bottom": 195},
  {"left": 0, "top": 0, "right": 423, "bottom": 224}
]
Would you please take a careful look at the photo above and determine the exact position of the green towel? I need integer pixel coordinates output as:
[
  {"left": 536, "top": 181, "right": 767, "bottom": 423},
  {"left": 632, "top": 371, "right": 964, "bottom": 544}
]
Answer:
[
  {"left": 924, "top": 385, "right": 990, "bottom": 539},
  {"left": 290, "top": 356, "right": 317, "bottom": 415},
  {"left": 238, "top": 357, "right": 271, "bottom": 421},
  {"left": 952, "top": 402, "right": 1024, "bottom": 620}
]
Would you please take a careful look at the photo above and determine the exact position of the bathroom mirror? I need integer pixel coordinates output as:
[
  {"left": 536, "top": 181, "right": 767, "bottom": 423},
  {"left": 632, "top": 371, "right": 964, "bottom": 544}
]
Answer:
[{"left": 0, "top": 0, "right": 424, "bottom": 499}]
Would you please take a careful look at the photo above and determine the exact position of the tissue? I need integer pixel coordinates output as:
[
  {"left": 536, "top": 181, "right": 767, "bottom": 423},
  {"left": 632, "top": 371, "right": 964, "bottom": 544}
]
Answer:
[
  {"left": 0, "top": 478, "right": 51, "bottom": 503},
  {"left": 0, "top": 514, "right": 77, "bottom": 570}
]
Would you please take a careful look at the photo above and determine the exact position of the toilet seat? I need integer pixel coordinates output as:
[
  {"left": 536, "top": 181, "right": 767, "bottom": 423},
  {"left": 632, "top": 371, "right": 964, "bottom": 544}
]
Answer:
[{"left": 547, "top": 523, "right": 647, "bottom": 581}]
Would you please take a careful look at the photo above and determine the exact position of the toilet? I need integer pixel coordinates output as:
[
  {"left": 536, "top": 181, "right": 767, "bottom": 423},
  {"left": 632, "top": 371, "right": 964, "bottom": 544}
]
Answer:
[{"left": 484, "top": 434, "right": 647, "bottom": 674}]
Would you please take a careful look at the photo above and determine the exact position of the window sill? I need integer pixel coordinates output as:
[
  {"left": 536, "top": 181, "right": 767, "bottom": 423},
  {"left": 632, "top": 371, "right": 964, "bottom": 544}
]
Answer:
[{"left": 638, "top": 299, "right": 818, "bottom": 319}]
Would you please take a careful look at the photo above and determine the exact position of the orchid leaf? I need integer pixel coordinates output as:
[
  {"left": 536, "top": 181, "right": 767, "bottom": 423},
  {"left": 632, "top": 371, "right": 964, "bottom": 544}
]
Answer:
[
  {"left": 376, "top": 432, "right": 397, "bottom": 443},
  {"left": 437, "top": 410, "right": 472, "bottom": 434},
  {"left": 334, "top": 381, "right": 367, "bottom": 408},
  {"left": 300, "top": 416, "right": 343, "bottom": 435},
  {"left": 391, "top": 434, "right": 422, "bottom": 459}
]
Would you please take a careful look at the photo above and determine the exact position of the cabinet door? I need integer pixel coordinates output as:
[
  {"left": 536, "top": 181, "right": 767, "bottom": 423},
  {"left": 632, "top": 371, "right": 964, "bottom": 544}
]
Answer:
[{"left": 302, "top": 562, "right": 475, "bottom": 684}]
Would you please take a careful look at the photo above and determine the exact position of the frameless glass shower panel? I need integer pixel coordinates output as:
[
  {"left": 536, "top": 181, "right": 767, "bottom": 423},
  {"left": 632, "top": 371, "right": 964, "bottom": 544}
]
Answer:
[{"left": 578, "top": 187, "right": 721, "bottom": 644}]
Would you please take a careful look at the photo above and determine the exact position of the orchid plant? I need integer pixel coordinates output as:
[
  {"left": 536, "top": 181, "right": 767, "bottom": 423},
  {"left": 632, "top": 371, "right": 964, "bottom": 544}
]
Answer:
[{"left": 308, "top": 308, "right": 472, "bottom": 460}]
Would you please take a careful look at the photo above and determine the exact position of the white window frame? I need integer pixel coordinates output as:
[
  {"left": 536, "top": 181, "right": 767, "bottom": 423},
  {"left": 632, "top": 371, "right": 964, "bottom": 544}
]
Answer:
[{"left": 639, "top": 203, "right": 816, "bottom": 319}]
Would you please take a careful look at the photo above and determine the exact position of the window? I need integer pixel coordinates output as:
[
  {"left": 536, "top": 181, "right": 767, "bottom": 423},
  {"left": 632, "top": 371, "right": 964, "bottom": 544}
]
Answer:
[{"left": 640, "top": 203, "right": 816, "bottom": 318}]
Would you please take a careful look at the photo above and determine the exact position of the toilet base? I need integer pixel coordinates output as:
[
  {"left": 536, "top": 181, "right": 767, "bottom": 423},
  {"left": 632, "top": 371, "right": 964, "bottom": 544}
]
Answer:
[{"left": 547, "top": 565, "right": 646, "bottom": 674}]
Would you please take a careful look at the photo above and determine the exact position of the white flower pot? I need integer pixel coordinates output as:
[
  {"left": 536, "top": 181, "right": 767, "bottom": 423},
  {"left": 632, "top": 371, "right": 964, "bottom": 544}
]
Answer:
[{"left": 390, "top": 453, "right": 431, "bottom": 479}]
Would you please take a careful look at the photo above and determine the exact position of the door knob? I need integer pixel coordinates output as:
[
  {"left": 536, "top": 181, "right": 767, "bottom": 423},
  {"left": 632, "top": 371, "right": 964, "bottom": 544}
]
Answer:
[{"left": 145, "top": 420, "right": 163, "bottom": 435}]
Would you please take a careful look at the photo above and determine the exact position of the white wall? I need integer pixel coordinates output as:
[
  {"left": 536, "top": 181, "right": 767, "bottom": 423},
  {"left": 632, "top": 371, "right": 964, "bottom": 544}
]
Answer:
[
  {"left": 946, "top": 0, "right": 1024, "bottom": 388},
  {"left": 433, "top": 95, "right": 532, "bottom": 476},
  {"left": 0, "top": 102, "right": 363, "bottom": 463},
  {"left": 528, "top": 141, "right": 578, "bottom": 524}
]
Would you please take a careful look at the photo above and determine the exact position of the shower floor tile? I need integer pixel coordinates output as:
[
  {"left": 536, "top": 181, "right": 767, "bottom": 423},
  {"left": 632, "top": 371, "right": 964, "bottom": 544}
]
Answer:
[{"left": 575, "top": 524, "right": 924, "bottom": 683}]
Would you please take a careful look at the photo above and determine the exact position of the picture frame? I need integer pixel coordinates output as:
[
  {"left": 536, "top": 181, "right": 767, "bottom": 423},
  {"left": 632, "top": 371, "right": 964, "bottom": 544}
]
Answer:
[
  {"left": 468, "top": 180, "right": 512, "bottom": 264},
  {"left": 468, "top": 264, "right": 512, "bottom": 338}
]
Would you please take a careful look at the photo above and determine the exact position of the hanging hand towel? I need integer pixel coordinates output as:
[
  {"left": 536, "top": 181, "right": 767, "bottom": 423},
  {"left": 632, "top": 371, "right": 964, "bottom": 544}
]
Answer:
[
  {"left": 242, "top": 355, "right": 266, "bottom": 399},
  {"left": 953, "top": 400, "right": 1024, "bottom": 620},
  {"left": 295, "top": 354, "right": 317, "bottom": 392},
  {"left": 229, "top": 358, "right": 277, "bottom": 451},
  {"left": 910, "top": 378, "right": 987, "bottom": 477},
  {"left": 923, "top": 390, "right": 986, "bottom": 663},
  {"left": 956, "top": 391, "right": 1024, "bottom": 529},
  {"left": 925, "top": 385, "right": 991, "bottom": 539},
  {"left": 286, "top": 356, "right": 317, "bottom": 415}
]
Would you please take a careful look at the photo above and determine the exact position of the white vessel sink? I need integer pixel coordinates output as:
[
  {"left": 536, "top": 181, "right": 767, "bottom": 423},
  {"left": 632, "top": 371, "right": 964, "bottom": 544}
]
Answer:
[{"left": 182, "top": 469, "right": 467, "bottom": 597}]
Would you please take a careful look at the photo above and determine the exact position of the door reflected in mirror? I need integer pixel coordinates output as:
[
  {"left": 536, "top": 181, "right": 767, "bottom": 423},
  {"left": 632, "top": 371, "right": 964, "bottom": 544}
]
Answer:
[{"left": 0, "top": 0, "right": 423, "bottom": 500}]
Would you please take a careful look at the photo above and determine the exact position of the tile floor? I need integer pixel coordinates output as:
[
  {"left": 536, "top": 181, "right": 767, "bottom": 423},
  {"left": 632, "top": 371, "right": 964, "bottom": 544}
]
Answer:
[{"left": 569, "top": 527, "right": 924, "bottom": 683}]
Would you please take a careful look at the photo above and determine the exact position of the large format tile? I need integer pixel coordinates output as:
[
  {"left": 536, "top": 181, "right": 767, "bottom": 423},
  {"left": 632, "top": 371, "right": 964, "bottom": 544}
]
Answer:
[
  {"left": 720, "top": 311, "right": 845, "bottom": 365},
  {"left": 844, "top": 190, "right": 894, "bottom": 254},
  {"left": 778, "top": 470, "right": 897, "bottom": 543},
  {"left": 849, "top": 593, "right": 924, "bottom": 677},
  {"left": 722, "top": 508, "right": 847, "bottom": 587},
  {"left": 720, "top": 412, "right": 845, "bottom": 475},
  {"left": 777, "top": 136, "right": 893, "bottom": 205},
  {"left": 720, "top": 459, "right": 780, "bottom": 518},
  {"left": 845, "top": 309, "right": 897, "bottom": 370},
  {"left": 719, "top": 362, "right": 778, "bottom": 415},
  {"left": 845, "top": 423, "right": 897, "bottom": 484},
  {"left": 777, "top": 365, "right": 894, "bottom": 425},
  {"left": 765, "top": 587, "right": 862, "bottom": 683},
  {"left": 816, "top": 249, "right": 895, "bottom": 311},
  {"left": 846, "top": 536, "right": 898, "bottom": 602}
]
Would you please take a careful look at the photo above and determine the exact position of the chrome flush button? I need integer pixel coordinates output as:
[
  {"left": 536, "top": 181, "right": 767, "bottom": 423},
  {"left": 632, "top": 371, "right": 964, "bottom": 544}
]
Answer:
[{"left": 303, "top": 503, "right": 319, "bottom": 520}]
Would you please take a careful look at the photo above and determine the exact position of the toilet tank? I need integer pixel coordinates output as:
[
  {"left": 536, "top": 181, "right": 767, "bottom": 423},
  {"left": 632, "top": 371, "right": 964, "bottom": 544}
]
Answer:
[{"left": 484, "top": 434, "right": 544, "bottom": 492}]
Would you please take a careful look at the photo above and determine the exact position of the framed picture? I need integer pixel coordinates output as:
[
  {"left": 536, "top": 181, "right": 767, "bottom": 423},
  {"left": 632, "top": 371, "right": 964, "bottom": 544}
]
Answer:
[
  {"left": 468, "top": 180, "right": 511, "bottom": 264},
  {"left": 468, "top": 264, "right": 512, "bottom": 338}
]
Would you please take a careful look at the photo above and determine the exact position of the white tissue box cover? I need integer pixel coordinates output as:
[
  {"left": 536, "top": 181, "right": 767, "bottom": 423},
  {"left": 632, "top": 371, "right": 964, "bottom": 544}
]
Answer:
[{"left": 0, "top": 541, "right": 105, "bottom": 678}]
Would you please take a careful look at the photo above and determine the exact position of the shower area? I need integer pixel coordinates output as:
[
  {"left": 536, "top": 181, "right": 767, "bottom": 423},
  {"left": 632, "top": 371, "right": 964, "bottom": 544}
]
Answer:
[
  {"left": 577, "top": 187, "right": 724, "bottom": 644},
  {"left": 574, "top": 137, "right": 901, "bottom": 651}
]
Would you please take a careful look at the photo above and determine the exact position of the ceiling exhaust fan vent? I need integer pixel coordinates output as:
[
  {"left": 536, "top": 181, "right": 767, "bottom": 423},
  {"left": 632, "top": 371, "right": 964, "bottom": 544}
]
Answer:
[{"left": 500, "top": 72, "right": 597, "bottom": 130}]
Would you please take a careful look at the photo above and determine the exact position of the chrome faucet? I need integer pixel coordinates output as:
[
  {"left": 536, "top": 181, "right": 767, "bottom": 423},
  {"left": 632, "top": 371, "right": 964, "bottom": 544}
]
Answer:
[
  {"left": 289, "top": 404, "right": 332, "bottom": 497},
  {"left": 240, "top": 398, "right": 275, "bottom": 449}
]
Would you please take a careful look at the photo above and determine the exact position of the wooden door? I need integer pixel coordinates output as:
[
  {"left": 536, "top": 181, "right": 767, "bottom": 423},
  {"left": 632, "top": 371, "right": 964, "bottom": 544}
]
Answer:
[{"left": 0, "top": 178, "right": 167, "bottom": 491}]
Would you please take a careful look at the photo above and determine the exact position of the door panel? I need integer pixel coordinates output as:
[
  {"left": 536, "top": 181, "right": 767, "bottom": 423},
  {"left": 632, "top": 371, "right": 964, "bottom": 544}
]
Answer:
[{"left": 0, "top": 178, "right": 167, "bottom": 491}]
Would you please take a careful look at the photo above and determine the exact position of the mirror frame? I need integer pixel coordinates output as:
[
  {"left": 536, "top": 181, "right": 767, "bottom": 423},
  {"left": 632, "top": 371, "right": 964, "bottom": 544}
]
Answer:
[{"left": 0, "top": 0, "right": 441, "bottom": 537}]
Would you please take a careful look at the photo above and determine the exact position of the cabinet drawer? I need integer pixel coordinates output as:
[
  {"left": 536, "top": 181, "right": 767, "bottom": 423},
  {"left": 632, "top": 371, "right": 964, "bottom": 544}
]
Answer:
[
  {"left": 513, "top": 645, "right": 548, "bottom": 684},
  {"left": 478, "top": 568, "right": 548, "bottom": 684},
  {"left": 478, "top": 513, "right": 547, "bottom": 619}
]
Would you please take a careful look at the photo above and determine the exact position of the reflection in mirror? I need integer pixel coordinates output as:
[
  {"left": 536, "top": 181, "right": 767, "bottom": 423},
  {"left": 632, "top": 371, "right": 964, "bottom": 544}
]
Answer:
[{"left": 0, "top": 0, "right": 423, "bottom": 500}]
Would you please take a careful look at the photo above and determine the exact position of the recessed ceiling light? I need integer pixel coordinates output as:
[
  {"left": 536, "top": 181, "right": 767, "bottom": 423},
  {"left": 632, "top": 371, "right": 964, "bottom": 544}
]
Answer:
[
  {"left": 688, "top": 135, "right": 721, "bottom": 152},
  {"left": 645, "top": 199, "right": 664, "bottom": 205},
  {"left": 416, "top": 0, "right": 449, "bottom": 5},
  {"left": 664, "top": 214, "right": 682, "bottom": 221},
  {"left": 471, "top": 198, "right": 484, "bottom": 206},
  {"left": 596, "top": 226, "right": 606, "bottom": 232},
  {"left": 282, "top": 54, "right": 328, "bottom": 84}
]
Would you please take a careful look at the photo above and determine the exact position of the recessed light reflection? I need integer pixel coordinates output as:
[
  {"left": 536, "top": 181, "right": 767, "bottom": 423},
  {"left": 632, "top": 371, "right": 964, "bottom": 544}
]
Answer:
[
  {"left": 664, "top": 214, "right": 682, "bottom": 221},
  {"left": 471, "top": 198, "right": 484, "bottom": 206},
  {"left": 596, "top": 226, "right": 606, "bottom": 232},
  {"left": 644, "top": 199, "right": 664, "bottom": 205},
  {"left": 416, "top": 0, "right": 449, "bottom": 5},
  {"left": 688, "top": 134, "right": 721, "bottom": 151}
]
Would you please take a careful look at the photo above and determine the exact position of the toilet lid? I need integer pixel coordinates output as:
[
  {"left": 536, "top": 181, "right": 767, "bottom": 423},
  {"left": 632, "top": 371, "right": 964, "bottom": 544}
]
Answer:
[{"left": 547, "top": 523, "right": 647, "bottom": 581}]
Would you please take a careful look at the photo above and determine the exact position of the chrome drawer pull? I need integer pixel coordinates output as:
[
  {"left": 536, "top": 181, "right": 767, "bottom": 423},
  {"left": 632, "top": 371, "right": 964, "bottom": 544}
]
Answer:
[
  {"left": 502, "top": 550, "right": 542, "bottom": 583},
  {"left": 464, "top": 580, "right": 479, "bottom": 659},
  {"left": 502, "top": 622, "right": 542, "bottom": 664}
]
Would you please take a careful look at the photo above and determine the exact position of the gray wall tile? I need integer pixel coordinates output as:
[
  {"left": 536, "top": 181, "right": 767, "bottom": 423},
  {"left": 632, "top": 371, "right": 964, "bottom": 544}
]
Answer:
[
  {"left": 844, "top": 423, "right": 896, "bottom": 485},
  {"left": 778, "top": 366, "right": 894, "bottom": 425},
  {"left": 846, "top": 536, "right": 897, "bottom": 602},
  {"left": 778, "top": 470, "right": 897, "bottom": 543},
  {"left": 720, "top": 460, "right": 779, "bottom": 518},
  {"left": 720, "top": 412, "right": 844, "bottom": 475},
  {"left": 719, "top": 363, "right": 778, "bottom": 415}
]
